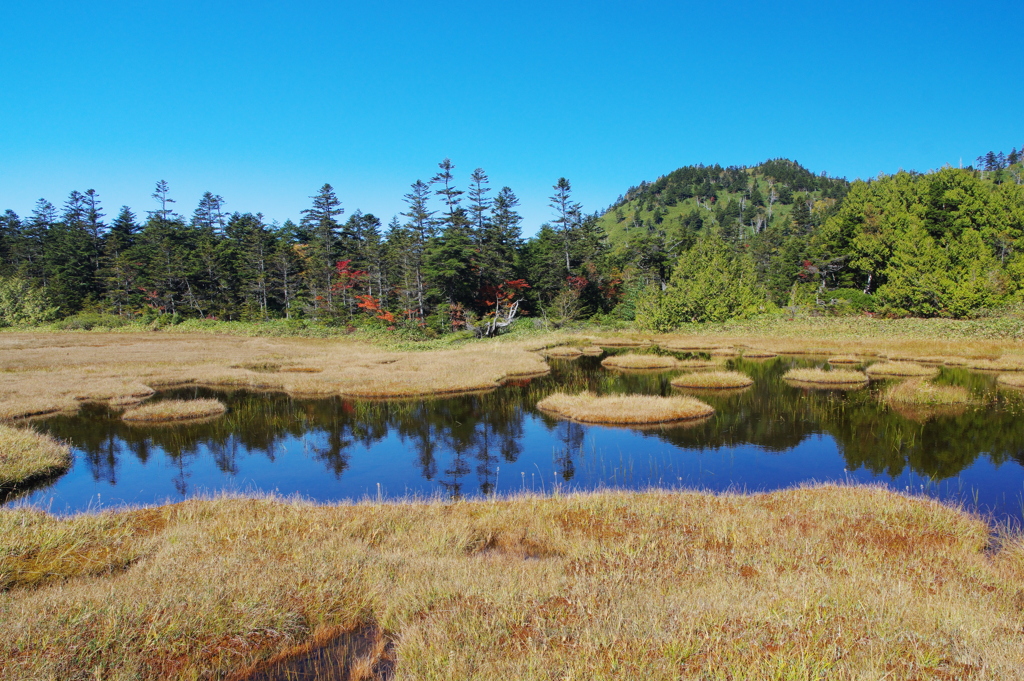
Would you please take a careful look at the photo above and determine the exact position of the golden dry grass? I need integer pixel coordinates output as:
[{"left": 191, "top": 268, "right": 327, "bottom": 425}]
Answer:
[
  {"left": 740, "top": 349, "right": 777, "bottom": 358},
  {"left": 542, "top": 345, "right": 583, "bottom": 358},
  {"left": 121, "top": 399, "right": 228, "bottom": 423},
  {"left": 536, "top": 391, "right": 714, "bottom": 425},
  {"left": 600, "top": 353, "right": 678, "bottom": 370},
  {"left": 882, "top": 379, "right": 977, "bottom": 406},
  {"left": 866, "top": 361, "right": 940, "bottom": 378},
  {"left": 3, "top": 487, "right": 1024, "bottom": 679},
  {"left": 670, "top": 370, "right": 754, "bottom": 390},
  {"left": 579, "top": 346, "right": 604, "bottom": 356},
  {"left": 675, "top": 358, "right": 723, "bottom": 368},
  {"left": 0, "top": 333, "right": 552, "bottom": 419},
  {"left": 827, "top": 355, "right": 863, "bottom": 364},
  {"left": 783, "top": 368, "right": 869, "bottom": 386},
  {"left": 657, "top": 342, "right": 720, "bottom": 352},
  {"left": 967, "top": 357, "right": 1024, "bottom": 372},
  {"left": 2, "top": 323, "right": 1020, "bottom": 421},
  {"left": 0, "top": 425, "right": 71, "bottom": 490},
  {"left": 997, "top": 373, "right": 1024, "bottom": 389},
  {"left": 591, "top": 337, "right": 651, "bottom": 347}
]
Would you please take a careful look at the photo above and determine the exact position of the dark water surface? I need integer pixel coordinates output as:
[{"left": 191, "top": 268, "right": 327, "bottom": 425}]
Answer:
[{"left": 8, "top": 353, "right": 1024, "bottom": 521}]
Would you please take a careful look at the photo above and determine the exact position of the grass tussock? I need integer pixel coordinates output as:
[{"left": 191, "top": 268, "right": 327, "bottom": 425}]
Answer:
[
  {"left": 865, "top": 361, "right": 940, "bottom": 378},
  {"left": 882, "top": 379, "right": 977, "bottom": 406},
  {"left": 827, "top": 355, "right": 863, "bottom": 364},
  {"left": 0, "top": 425, "right": 71, "bottom": 490},
  {"left": 657, "top": 342, "right": 721, "bottom": 352},
  {"left": 579, "top": 346, "right": 604, "bottom": 356},
  {"left": 997, "top": 373, "right": 1024, "bottom": 389},
  {"left": 600, "top": 353, "right": 677, "bottom": 370},
  {"left": 121, "top": 399, "right": 227, "bottom": 423},
  {"left": 675, "top": 358, "right": 723, "bottom": 368},
  {"left": 740, "top": 349, "right": 777, "bottom": 358},
  {"left": 542, "top": 345, "right": 583, "bottom": 358},
  {"left": 967, "top": 357, "right": 1024, "bottom": 372},
  {"left": 783, "top": 368, "right": 869, "bottom": 386},
  {"left": 671, "top": 370, "right": 754, "bottom": 390},
  {"left": 3, "top": 487, "right": 1024, "bottom": 679},
  {"left": 592, "top": 337, "right": 650, "bottom": 347},
  {"left": 537, "top": 391, "right": 713, "bottom": 425}
]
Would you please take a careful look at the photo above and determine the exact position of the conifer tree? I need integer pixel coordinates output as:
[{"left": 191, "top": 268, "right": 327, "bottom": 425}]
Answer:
[
  {"left": 401, "top": 180, "right": 436, "bottom": 319},
  {"left": 300, "top": 184, "right": 343, "bottom": 316},
  {"left": 101, "top": 207, "right": 140, "bottom": 315}
]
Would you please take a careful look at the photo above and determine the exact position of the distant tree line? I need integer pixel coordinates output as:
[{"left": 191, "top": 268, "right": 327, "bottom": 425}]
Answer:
[
  {"left": 626, "top": 155, "right": 1024, "bottom": 329},
  {"left": 0, "top": 160, "right": 617, "bottom": 332},
  {"left": 2, "top": 152, "right": 1023, "bottom": 332}
]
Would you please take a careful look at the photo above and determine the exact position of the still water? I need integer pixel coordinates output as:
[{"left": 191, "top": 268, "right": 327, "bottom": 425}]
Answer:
[{"left": 8, "top": 353, "right": 1024, "bottom": 521}]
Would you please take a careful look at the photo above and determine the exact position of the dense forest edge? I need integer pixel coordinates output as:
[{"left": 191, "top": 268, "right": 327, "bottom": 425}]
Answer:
[{"left": 2, "top": 148, "right": 1023, "bottom": 338}]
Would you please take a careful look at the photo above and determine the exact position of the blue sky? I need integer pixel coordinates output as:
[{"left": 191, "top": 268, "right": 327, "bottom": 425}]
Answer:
[{"left": 1, "top": 0, "right": 1021, "bottom": 235}]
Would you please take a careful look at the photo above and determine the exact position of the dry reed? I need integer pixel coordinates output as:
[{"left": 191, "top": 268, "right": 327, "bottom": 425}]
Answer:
[
  {"left": 783, "top": 368, "right": 869, "bottom": 386},
  {"left": 121, "top": 399, "right": 228, "bottom": 422},
  {"left": 0, "top": 333, "right": 552, "bottom": 418},
  {"left": 675, "top": 358, "right": 723, "bottom": 368},
  {"left": 543, "top": 346, "right": 583, "bottom": 358},
  {"left": 600, "top": 354, "right": 677, "bottom": 370},
  {"left": 0, "top": 425, "right": 71, "bottom": 490},
  {"left": 536, "top": 391, "right": 713, "bottom": 425},
  {"left": 827, "top": 355, "right": 863, "bottom": 364},
  {"left": 882, "top": 379, "right": 976, "bottom": 406},
  {"left": 865, "top": 361, "right": 940, "bottom": 378},
  {"left": 967, "top": 357, "right": 1024, "bottom": 372},
  {"left": 3, "top": 487, "right": 1024, "bottom": 679},
  {"left": 997, "top": 374, "right": 1024, "bottom": 389},
  {"left": 670, "top": 371, "right": 754, "bottom": 390}
]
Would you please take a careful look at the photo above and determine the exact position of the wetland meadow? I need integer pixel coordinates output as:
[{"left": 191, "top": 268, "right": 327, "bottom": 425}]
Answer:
[{"left": 5, "top": 322, "right": 1024, "bottom": 679}]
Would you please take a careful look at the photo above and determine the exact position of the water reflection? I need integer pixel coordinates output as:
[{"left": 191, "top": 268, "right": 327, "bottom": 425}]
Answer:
[{"left": 8, "top": 355, "right": 1024, "bottom": 520}]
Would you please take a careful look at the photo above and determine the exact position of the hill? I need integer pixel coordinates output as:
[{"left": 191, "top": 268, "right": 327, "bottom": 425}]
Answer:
[{"left": 597, "top": 158, "right": 850, "bottom": 251}]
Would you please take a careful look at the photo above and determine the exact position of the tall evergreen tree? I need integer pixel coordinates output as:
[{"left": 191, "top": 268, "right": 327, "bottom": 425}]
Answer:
[
  {"left": 300, "top": 183, "right": 344, "bottom": 316},
  {"left": 549, "top": 177, "right": 577, "bottom": 273},
  {"left": 101, "top": 207, "right": 140, "bottom": 315},
  {"left": 43, "top": 191, "right": 98, "bottom": 312},
  {"left": 401, "top": 180, "right": 436, "bottom": 319}
]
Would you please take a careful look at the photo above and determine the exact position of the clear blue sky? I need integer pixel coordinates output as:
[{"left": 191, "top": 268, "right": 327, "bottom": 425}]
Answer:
[{"left": 1, "top": 0, "right": 1021, "bottom": 235}]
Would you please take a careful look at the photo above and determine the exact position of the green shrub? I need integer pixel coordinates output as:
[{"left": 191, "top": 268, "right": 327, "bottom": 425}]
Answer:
[
  {"left": 0, "top": 277, "right": 59, "bottom": 327},
  {"left": 54, "top": 312, "right": 131, "bottom": 330},
  {"left": 824, "top": 288, "right": 877, "bottom": 314}
]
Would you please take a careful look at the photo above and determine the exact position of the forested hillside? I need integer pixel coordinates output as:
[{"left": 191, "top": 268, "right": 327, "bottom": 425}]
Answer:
[{"left": 1, "top": 150, "right": 1023, "bottom": 333}]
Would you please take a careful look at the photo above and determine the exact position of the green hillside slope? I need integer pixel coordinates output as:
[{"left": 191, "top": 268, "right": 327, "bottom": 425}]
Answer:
[{"left": 597, "top": 159, "right": 850, "bottom": 251}]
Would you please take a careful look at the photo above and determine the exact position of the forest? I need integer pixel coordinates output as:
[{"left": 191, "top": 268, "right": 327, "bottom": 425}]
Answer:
[{"left": 1, "top": 150, "right": 1023, "bottom": 334}]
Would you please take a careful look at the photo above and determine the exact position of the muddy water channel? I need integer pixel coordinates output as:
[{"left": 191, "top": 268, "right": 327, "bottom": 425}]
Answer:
[{"left": 9, "top": 353, "right": 1024, "bottom": 521}]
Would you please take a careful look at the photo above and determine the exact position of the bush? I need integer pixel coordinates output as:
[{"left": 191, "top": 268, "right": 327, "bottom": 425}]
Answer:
[
  {"left": 824, "top": 288, "right": 876, "bottom": 314},
  {"left": 0, "top": 277, "right": 59, "bottom": 326},
  {"left": 54, "top": 312, "right": 131, "bottom": 330}
]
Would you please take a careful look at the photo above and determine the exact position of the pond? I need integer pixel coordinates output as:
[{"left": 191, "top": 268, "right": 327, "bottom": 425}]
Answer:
[{"left": 8, "top": 353, "right": 1024, "bottom": 521}]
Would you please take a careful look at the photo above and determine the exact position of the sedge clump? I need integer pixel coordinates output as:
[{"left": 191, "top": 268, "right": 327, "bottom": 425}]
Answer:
[
  {"left": 783, "top": 368, "right": 869, "bottom": 386},
  {"left": 882, "top": 379, "right": 976, "bottom": 406},
  {"left": 997, "top": 374, "right": 1024, "bottom": 389},
  {"left": 537, "top": 391, "right": 713, "bottom": 425},
  {"left": 865, "top": 362, "right": 939, "bottom": 378},
  {"left": 671, "top": 371, "right": 753, "bottom": 390},
  {"left": 121, "top": 399, "right": 227, "bottom": 423},
  {"left": 601, "top": 354, "right": 677, "bottom": 371},
  {"left": 0, "top": 425, "right": 71, "bottom": 490}
]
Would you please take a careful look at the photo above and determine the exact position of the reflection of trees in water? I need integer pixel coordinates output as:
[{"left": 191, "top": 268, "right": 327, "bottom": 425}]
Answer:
[
  {"left": 552, "top": 420, "right": 585, "bottom": 481},
  {"left": 27, "top": 359, "right": 1024, "bottom": 501},
  {"left": 541, "top": 358, "right": 1024, "bottom": 484}
]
